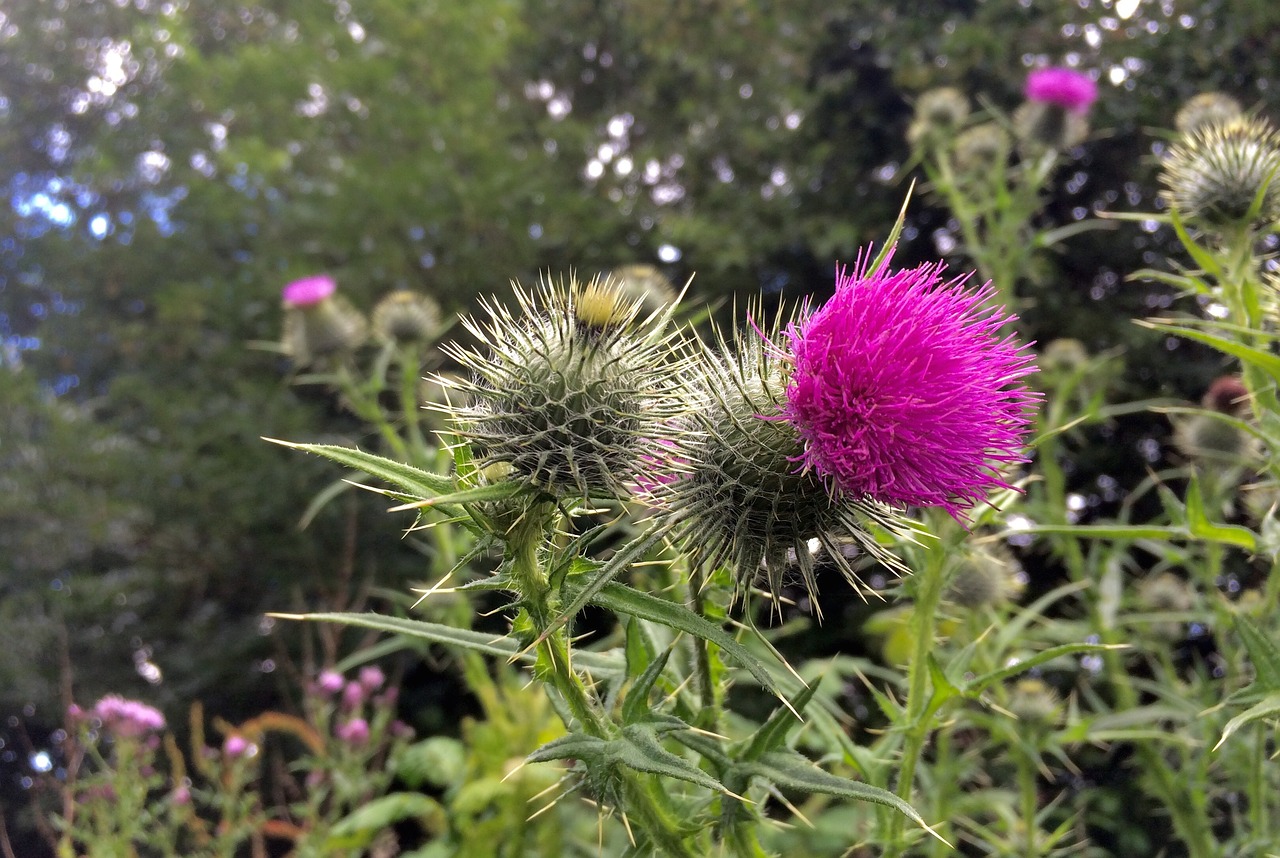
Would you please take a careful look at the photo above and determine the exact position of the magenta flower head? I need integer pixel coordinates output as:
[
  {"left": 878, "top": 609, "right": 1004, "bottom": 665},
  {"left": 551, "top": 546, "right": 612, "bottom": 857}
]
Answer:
[
  {"left": 315, "top": 670, "right": 345, "bottom": 696},
  {"left": 336, "top": 718, "right": 370, "bottom": 746},
  {"left": 1024, "top": 67, "right": 1097, "bottom": 115},
  {"left": 223, "top": 735, "right": 253, "bottom": 758},
  {"left": 92, "top": 695, "right": 166, "bottom": 739},
  {"left": 358, "top": 665, "right": 385, "bottom": 693},
  {"left": 281, "top": 274, "right": 337, "bottom": 308},
  {"left": 781, "top": 250, "right": 1038, "bottom": 520}
]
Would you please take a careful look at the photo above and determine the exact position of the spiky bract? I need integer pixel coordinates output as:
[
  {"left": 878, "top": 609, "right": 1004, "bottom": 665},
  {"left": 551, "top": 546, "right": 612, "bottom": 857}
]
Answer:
[
  {"left": 281, "top": 293, "right": 368, "bottom": 365},
  {"left": 907, "top": 87, "right": 971, "bottom": 149},
  {"left": 1012, "top": 100, "right": 1089, "bottom": 150},
  {"left": 783, "top": 254, "right": 1038, "bottom": 519},
  {"left": 1175, "top": 92, "right": 1243, "bottom": 136},
  {"left": 442, "top": 274, "right": 692, "bottom": 502},
  {"left": 1160, "top": 116, "right": 1280, "bottom": 228},
  {"left": 652, "top": 321, "right": 913, "bottom": 604},
  {"left": 372, "top": 290, "right": 440, "bottom": 343}
]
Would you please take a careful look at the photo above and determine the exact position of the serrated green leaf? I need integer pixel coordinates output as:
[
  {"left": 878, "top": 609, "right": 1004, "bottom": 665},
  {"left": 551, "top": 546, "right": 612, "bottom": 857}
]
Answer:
[
  {"left": 741, "top": 681, "right": 819, "bottom": 762},
  {"left": 1185, "top": 473, "right": 1259, "bottom": 551},
  {"left": 269, "top": 611, "right": 625, "bottom": 676},
  {"left": 1168, "top": 206, "right": 1226, "bottom": 279},
  {"left": 617, "top": 724, "right": 727, "bottom": 793},
  {"left": 327, "top": 793, "right": 444, "bottom": 841},
  {"left": 745, "top": 750, "right": 941, "bottom": 840},
  {"left": 591, "top": 582, "right": 780, "bottom": 698},
  {"left": 264, "top": 439, "right": 454, "bottom": 496},
  {"left": 538, "top": 530, "right": 665, "bottom": 645},
  {"left": 1235, "top": 615, "right": 1280, "bottom": 693},
  {"left": 622, "top": 647, "right": 674, "bottom": 725},
  {"left": 1215, "top": 691, "right": 1280, "bottom": 750},
  {"left": 526, "top": 732, "right": 607, "bottom": 763},
  {"left": 1137, "top": 320, "right": 1280, "bottom": 384},
  {"left": 387, "top": 479, "right": 527, "bottom": 511},
  {"left": 963, "top": 643, "right": 1120, "bottom": 696}
]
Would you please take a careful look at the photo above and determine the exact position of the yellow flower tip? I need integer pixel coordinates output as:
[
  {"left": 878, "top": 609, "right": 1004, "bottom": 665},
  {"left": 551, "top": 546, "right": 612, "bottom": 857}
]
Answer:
[{"left": 573, "top": 276, "right": 633, "bottom": 330}]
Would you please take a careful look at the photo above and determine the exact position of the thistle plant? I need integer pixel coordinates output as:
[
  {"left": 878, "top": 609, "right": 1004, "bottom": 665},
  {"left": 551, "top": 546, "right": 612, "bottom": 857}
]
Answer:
[
  {"left": 907, "top": 65, "right": 1102, "bottom": 309},
  {"left": 262, "top": 209, "right": 1073, "bottom": 857}
]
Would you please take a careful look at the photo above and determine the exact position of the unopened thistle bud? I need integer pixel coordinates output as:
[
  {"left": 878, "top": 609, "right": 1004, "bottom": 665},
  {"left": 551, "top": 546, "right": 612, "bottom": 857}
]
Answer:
[
  {"left": 372, "top": 290, "right": 440, "bottom": 344},
  {"left": 1175, "top": 92, "right": 1243, "bottom": 136},
  {"left": 281, "top": 275, "right": 368, "bottom": 365},
  {"left": 1136, "top": 572, "right": 1195, "bottom": 641},
  {"left": 952, "top": 123, "right": 1009, "bottom": 178},
  {"left": 1160, "top": 116, "right": 1280, "bottom": 229},
  {"left": 907, "top": 87, "right": 971, "bottom": 149},
  {"left": 605, "top": 264, "right": 679, "bottom": 318},
  {"left": 1006, "top": 678, "right": 1061, "bottom": 726},
  {"left": 440, "top": 274, "right": 692, "bottom": 501},
  {"left": 945, "top": 542, "right": 1025, "bottom": 608},
  {"left": 1174, "top": 375, "right": 1257, "bottom": 465}
]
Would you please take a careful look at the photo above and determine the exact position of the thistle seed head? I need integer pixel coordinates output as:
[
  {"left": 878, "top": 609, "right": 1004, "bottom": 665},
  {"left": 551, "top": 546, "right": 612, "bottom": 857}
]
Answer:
[
  {"left": 1175, "top": 92, "right": 1243, "bottom": 136},
  {"left": 1160, "top": 115, "right": 1280, "bottom": 228},
  {"left": 372, "top": 290, "right": 441, "bottom": 344},
  {"left": 440, "top": 274, "right": 694, "bottom": 502},
  {"left": 907, "top": 87, "right": 971, "bottom": 149}
]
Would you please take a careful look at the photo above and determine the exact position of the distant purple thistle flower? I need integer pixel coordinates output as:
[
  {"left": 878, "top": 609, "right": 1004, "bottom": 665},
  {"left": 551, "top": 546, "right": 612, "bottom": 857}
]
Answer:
[
  {"left": 315, "top": 670, "right": 345, "bottom": 696},
  {"left": 223, "top": 735, "right": 252, "bottom": 758},
  {"left": 1025, "top": 67, "right": 1097, "bottom": 115},
  {"left": 358, "top": 665, "right": 385, "bottom": 693},
  {"left": 342, "top": 680, "right": 365, "bottom": 710},
  {"left": 780, "top": 252, "right": 1038, "bottom": 520},
  {"left": 336, "top": 718, "right": 370, "bottom": 746},
  {"left": 92, "top": 695, "right": 166, "bottom": 738},
  {"left": 282, "top": 275, "right": 337, "bottom": 308}
]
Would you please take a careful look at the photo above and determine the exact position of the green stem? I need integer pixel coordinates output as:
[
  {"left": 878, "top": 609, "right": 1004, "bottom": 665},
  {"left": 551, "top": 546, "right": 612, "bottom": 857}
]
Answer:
[{"left": 1016, "top": 744, "right": 1039, "bottom": 857}]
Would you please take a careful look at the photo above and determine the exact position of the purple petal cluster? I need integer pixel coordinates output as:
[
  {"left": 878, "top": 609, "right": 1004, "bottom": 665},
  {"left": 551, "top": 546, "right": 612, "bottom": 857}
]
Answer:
[
  {"left": 1024, "top": 67, "right": 1097, "bottom": 115},
  {"left": 781, "top": 253, "right": 1038, "bottom": 519},
  {"left": 282, "top": 274, "right": 337, "bottom": 308},
  {"left": 92, "top": 695, "right": 166, "bottom": 738}
]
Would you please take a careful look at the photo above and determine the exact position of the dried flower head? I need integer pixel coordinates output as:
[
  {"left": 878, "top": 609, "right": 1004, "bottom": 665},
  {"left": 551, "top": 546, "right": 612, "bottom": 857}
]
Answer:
[
  {"left": 372, "top": 290, "right": 440, "bottom": 343},
  {"left": 907, "top": 87, "right": 971, "bottom": 149},
  {"left": 1175, "top": 92, "right": 1243, "bottom": 136},
  {"left": 1160, "top": 116, "right": 1280, "bottom": 228},
  {"left": 782, "top": 252, "right": 1038, "bottom": 519},
  {"left": 648, "top": 325, "right": 914, "bottom": 606},
  {"left": 440, "top": 274, "right": 693, "bottom": 501},
  {"left": 1024, "top": 67, "right": 1097, "bottom": 115}
]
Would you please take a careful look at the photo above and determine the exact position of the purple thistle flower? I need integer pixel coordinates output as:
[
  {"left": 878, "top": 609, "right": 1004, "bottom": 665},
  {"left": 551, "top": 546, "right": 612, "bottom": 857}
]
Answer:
[
  {"left": 358, "top": 665, "right": 386, "bottom": 693},
  {"left": 336, "top": 718, "right": 371, "bottom": 746},
  {"left": 315, "top": 670, "right": 345, "bottom": 696},
  {"left": 1024, "top": 67, "right": 1097, "bottom": 115},
  {"left": 781, "top": 252, "right": 1038, "bottom": 520},
  {"left": 282, "top": 274, "right": 337, "bottom": 308},
  {"left": 91, "top": 695, "right": 166, "bottom": 738},
  {"left": 223, "top": 735, "right": 253, "bottom": 758}
]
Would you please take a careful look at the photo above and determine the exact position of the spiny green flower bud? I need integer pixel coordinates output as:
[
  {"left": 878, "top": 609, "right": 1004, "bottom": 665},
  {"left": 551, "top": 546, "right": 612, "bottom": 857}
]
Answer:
[
  {"left": 945, "top": 542, "right": 1025, "bottom": 609},
  {"left": 372, "top": 290, "right": 440, "bottom": 344},
  {"left": 605, "top": 264, "right": 679, "bottom": 319},
  {"left": 1013, "top": 100, "right": 1089, "bottom": 151},
  {"left": 907, "top": 87, "right": 971, "bottom": 149},
  {"left": 1175, "top": 92, "right": 1243, "bottom": 136},
  {"left": 1136, "top": 572, "right": 1195, "bottom": 641},
  {"left": 952, "top": 123, "right": 1009, "bottom": 177},
  {"left": 1006, "top": 678, "right": 1062, "bottom": 726},
  {"left": 649, "top": 322, "right": 912, "bottom": 606},
  {"left": 441, "top": 274, "right": 693, "bottom": 501},
  {"left": 1173, "top": 375, "right": 1258, "bottom": 466},
  {"left": 1160, "top": 116, "right": 1280, "bottom": 229}
]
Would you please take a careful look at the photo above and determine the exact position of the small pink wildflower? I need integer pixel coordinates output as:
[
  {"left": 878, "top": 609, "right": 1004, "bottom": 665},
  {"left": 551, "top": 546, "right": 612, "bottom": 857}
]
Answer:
[
  {"left": 342, "top": 680, "right": 365, "bottom": 710},
  {"left": 358, "top": 665, "right": 386, "bottom": 693},
  {"left": 1024, "top": 67, "right": 1097, "bottom": 115},
  {"left": 282, "top": 275, "right": 337, "bottom": 308},
  {"left": 315, "top": 670, "right": 345, "bottom": 696},
  {"left": 336, "top": 718, "right": 370, "bottom": 746},
  {"left": 92, "top": 695, "right": 166, "bottom": 738},
  {"left": 780, "top": 251, "right": 1038, "bottom": 520},
  {"left": 223, "top": 735, "right": 252, "bottom": 758}
]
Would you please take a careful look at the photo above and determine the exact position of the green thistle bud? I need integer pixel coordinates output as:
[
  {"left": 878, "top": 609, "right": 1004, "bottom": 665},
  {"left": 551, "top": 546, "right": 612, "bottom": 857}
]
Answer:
[
  {"left": 372, "top": 290, "right": 440, "bottom": 344},
  {"left": 650, "top": 321, "right": 912, "bottom": 606},
  {"left": 945, "top": 542, "right": 1025, "bottom": 609},
  {"left": 1038, "top": 338, "right": 1089, "bottom": 375},
  {"left": 952, "top": 123, "right": 1009, "bottom": 178},
  {"left": 1160, "top": 116, "right": 1280, "bottom": 228},
  {"left": 1175, "top": 92, "right": 1243, "bottom": 136},
  {"left": 907, "top": 87, "right": 971, "bottom": 149},
  {"left": 282, "top": 296, "right": 368, "bottom": 365},
  {"left": 1173, "top": 375, "right": 1258, "bottom": 466},
  {"left": 604, "top": 264, "right": 679, "bottom": 319},
  {"left": 1012, "top": 100, "right": 1089, "bottom": 150},
  {"left": 1006, "top": 678, "right": 1062, "bottom": 726},
  {"left": 1136, "top": 572, "right": 1194, "bottom": 641},
  {"left": 441, "top": 274, "right": 692, "bottom": 501}
]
